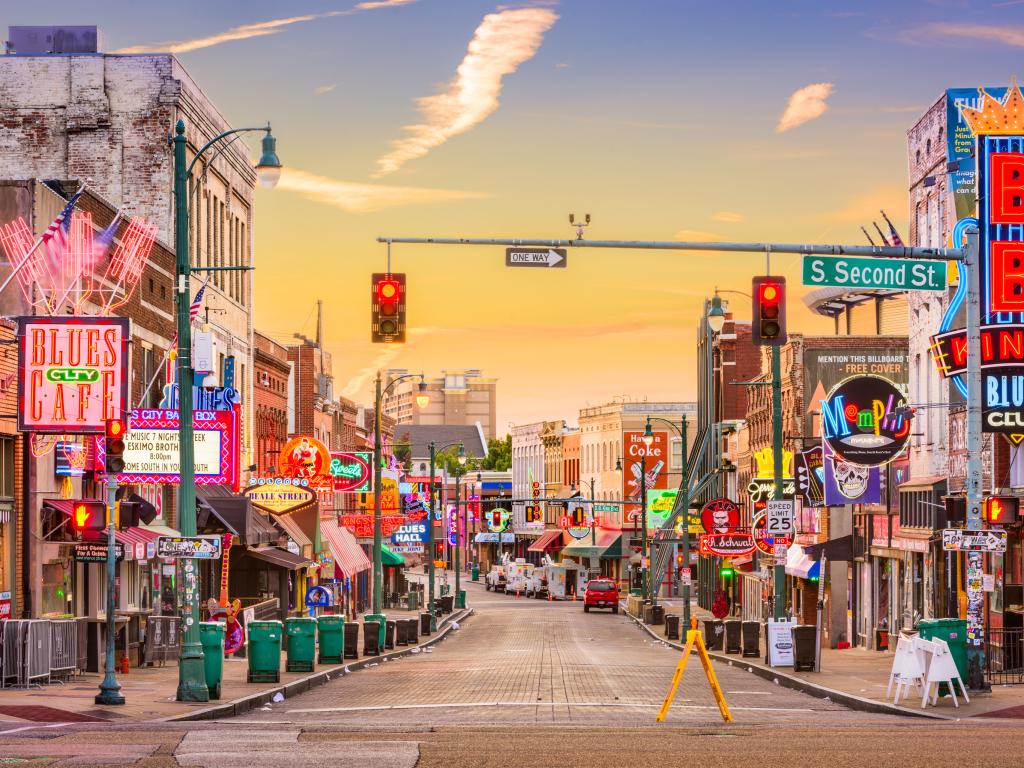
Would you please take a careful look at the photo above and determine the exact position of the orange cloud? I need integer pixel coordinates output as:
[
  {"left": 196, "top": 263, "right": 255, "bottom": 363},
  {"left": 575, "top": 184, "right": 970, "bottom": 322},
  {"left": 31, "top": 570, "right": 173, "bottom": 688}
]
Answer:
[
  {"left": 776, "top": 83, "right": 834, "bottom": 133},
  {"left": 375, "top": 8, "right": 558, "bottom": 176},
  {"left": 276, "top": 168, "right": 487, "bottom": 213}
]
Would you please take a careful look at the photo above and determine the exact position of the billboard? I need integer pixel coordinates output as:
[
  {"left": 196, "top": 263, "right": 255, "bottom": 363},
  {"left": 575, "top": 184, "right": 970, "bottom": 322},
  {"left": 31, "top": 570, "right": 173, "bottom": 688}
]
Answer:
[
  {"left": 946, "top": 87, "right": 1009, "bottom": 221},
  {"left": 819, "top": 375, "right": 911, "bottom": 467},
  {"left": 803, "top": 346, "right": 909, "bottom": 437},
  {"left": 623, "top": 429, "right": 669, "bottom": 521},
  {"left": 102, "top": 408, "right": 239, "bottom": 487},
  {"left": 17, "top": 316, "right": 129, "bottom": 433},
  {"left": 822, "top": 442, "right": 881, "bottom": 506}
]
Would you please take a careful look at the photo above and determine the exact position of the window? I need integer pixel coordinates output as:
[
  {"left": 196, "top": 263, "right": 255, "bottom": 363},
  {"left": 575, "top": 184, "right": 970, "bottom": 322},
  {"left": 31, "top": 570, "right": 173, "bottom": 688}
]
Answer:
[{"left": 670, "top": 437, "right": 683, "bottom": 471}]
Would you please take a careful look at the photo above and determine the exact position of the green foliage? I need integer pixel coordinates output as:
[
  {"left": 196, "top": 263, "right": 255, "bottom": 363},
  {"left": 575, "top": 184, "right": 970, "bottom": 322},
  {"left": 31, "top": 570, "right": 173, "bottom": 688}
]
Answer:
[{"left": 481, "top": 434, "right": 511, "bottom": 471}]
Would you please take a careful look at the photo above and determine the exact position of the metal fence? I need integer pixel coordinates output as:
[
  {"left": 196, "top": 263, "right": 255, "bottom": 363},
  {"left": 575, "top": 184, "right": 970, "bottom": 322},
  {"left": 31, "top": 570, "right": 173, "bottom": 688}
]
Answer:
[
  {"left": 49, "top": 620, "right": 77, "bottom": 681},
  {"left": 986, "top": 627, "right": 1024, "bottom": 685},
  {"left": 740, "top": 573, "right": 765, "bottom": 623},
  {"left": 1, "top": 620, "right": 53, "bottom": 688}
]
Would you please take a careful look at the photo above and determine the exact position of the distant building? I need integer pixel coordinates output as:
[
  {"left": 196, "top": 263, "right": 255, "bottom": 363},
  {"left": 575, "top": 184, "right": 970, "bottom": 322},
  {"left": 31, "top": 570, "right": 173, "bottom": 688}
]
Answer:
[
  {"left": 383, "top": 369, "right": 497, "bottom": 440},
  {"left": 254, "top": 331, "right": 291, "bottom": 476}
]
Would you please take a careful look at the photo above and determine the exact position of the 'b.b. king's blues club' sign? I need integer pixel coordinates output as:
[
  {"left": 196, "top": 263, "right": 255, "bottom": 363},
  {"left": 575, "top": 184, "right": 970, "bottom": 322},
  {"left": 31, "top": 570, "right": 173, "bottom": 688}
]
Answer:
[{"left": 931, "top": 84, "right": 1024, "bottom": 436}]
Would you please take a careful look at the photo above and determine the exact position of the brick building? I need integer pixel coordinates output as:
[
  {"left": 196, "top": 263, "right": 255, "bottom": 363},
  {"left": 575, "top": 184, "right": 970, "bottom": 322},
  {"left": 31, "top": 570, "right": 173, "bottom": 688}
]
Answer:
[{"left": 254, "top": 331, "right": 290, "bottom": 476}]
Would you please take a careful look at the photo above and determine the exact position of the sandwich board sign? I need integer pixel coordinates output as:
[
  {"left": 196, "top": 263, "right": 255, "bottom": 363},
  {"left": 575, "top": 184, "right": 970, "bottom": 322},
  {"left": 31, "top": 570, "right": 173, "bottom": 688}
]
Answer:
[{"left": 767, "top": 618, "right": 795, "bottom": 667}]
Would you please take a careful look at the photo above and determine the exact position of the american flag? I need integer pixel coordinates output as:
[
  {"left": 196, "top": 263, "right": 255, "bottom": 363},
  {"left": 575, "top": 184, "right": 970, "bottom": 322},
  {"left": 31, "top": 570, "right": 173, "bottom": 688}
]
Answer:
[
  {"left": 189, "top": 277, "right": 210, "bottom": 323},
  {"left": 41, "top": 189, "right": 83, "bottom": 262},
  {"left": 92, "top": 212, "right": 121, "bottom": 264},
  {"left": 881, "top": 209, "right": 904, "bottom": 247}
]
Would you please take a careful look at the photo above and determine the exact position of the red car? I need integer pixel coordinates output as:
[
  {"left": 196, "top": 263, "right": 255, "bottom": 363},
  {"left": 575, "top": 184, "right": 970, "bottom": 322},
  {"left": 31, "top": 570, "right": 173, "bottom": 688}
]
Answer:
[{"left": 583, "top": 579, "right": 619, "bottom": 613}]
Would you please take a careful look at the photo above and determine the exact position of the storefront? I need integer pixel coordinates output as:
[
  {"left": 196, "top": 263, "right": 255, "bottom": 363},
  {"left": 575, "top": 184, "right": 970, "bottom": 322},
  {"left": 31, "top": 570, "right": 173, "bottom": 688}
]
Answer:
[
  {"left": 474, "top": 532, "right": 515, "bottom": 571},
  {"left": 319, "top": 519, "right": 372, "bottom": 618},
  {"left": 561, "top": 529, "right": 622, "bottom": 584},
  {"left": 527, "top": 529, "right": 565, "bottom": 562}
]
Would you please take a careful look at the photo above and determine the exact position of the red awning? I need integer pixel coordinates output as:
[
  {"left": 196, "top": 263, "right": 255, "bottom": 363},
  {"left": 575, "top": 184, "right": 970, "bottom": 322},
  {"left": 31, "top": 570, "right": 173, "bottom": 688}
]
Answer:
[
  {"left": 320, "top": 520, "right": 371, "bottom": 577},
  {"left": 115, "top": 526, "right": 166, "bottom": 560},
  {"left": 527, "top": 529, "right": 565, "bottom": 553}
]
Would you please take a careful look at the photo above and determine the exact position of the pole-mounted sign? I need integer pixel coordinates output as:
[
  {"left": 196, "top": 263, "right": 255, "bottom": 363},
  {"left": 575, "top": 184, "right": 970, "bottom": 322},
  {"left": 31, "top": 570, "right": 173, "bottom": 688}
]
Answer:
[{"left": 505, "top": 248, "right": 566, "bottom": 268}]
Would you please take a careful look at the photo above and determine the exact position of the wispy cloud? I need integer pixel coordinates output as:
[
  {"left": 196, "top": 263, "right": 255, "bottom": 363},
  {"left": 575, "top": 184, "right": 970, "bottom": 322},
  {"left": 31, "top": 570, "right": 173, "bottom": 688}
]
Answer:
[
  {"left": 341, "top": 325, "right": 436, "bottom": 398},
  {"left": 909, "top": 22, "right": 1024, "bottom": 47},
  {"left": 314, "top": 84, "right": 338, "bottom": 96},
  {"left": 374, "top": 7, "right": 558, "bottom": 176},
  {"left": 276, "top": 168, "right": 486, "bottom": 213},
  {"left": 114, "top": 1, "right": 417, "bottom": 54},
  {"left": 712, "top": 211, "right": 744, "bottom": 223},
  {"left": 776, "top": 83, "right": 834, "bottom": 133}
]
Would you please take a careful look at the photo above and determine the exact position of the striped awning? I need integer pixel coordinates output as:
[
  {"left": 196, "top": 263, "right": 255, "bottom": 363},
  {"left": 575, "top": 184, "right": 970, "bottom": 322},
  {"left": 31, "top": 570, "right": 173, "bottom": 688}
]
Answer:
[
  {"left": 115, "top": 525, "right": 172, "bottom": 561},
  {"left": 320, "top": 520, "right": 371, "bottom": 577},
  {"left": 271, "top": 514, "right": 313, "bottom": 559},
  {"left": 527, "top": 529, "right": 565, "bottom": 553}
]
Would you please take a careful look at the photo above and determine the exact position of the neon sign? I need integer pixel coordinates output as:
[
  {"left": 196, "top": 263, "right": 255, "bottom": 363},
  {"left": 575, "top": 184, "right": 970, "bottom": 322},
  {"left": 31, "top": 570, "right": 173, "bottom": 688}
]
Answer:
[
  {"left": 819, "top": 375, "right": 909, "bottom": 466},
  {"left": 17, "top": 316, "right": 129, "bottom": 433},
  {"left": 330, "top": 451, "right": 373, "bottom": 492}
]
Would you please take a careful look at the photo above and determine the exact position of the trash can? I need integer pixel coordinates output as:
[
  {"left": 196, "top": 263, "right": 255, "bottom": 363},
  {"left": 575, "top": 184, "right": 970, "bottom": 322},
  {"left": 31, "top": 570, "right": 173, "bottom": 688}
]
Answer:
[
  {"left": 285, "top": 617, "right": 317, "bottom": 673},
  {"left": 385, "top": 620, "right": 397, "bottom": 650},
  {"left": 471, "top": 564, "right": 480, "bottom": 582},
  {"left": 792, "top": 625, "right": 817, "bottom": 671},
  {"left": 343, "top": 622, "right": 360, "bottom": 659},
  {"left": 702, "top": 619, "right": 724, "bottom": 651},
  {"left": 741, "top": 620, "right": 761, "bottom": 657},
  {"left": 246, "top": 620, "right": 282, "bottom": 683},
  {"left": 364, "top": 612, "right": 387, "bottom": 647},
  {"left": 395, "top": 619, "right": 409, "bottom": 646},
  {"left": 317, "top": 615, "right": 345, "bottom": 664},
  {"left": 456, "top": 590, "right": 466, "bottom": 609},
  {"left": 724, "top": 620, "right": 742, "bottom": 654},
  {"left": 440, "top": 585, "right": 450, "bottom": 597},
  {"left": 444, "top": 595, "right": 455, "bottom": 613},
  {"left": 405, "top": 618, "right": 419, "bottom": 645},
  {"left": 664, "top": 614, "right": 681, "bottom": 641},
  {"left": 420, "top": 612, "right": 432, "bottom": 636},
  {"left": 919, "top": 618, "right": 969, "bottom": 694},
  {"left": 363, "top": 621, "right": 381, "bottom": 656},
  {"left": 643, "top": 604, "right": 665, "bottom": 626},
  {"left": 199, "top": 621, "right": 225, "bottom": 699},
  {"left": 407, "top": 592, "right": 418, "bottom": 611}
]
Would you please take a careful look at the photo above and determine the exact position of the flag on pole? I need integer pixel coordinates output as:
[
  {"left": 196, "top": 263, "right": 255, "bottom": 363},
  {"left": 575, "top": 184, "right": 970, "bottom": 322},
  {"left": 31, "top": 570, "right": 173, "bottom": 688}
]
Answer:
[
  {"left": 189, "top": 277, "right": 210, "bottom": 323},
  {"left": 880, "top": 209, "right": 904, "bottom": 247},
  {"left": 872, "top": 222, "right": 891, "bottom": 247},
  {"left": 41, "top": 189, "right": 83, "bottom": 262}
]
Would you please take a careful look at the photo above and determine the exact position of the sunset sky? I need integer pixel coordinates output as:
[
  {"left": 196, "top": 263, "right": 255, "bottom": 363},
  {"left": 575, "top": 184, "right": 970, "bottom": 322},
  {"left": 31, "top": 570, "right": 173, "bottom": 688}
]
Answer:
[{"left": 9, "top": 0, "right": 1022, "bottom": 430}]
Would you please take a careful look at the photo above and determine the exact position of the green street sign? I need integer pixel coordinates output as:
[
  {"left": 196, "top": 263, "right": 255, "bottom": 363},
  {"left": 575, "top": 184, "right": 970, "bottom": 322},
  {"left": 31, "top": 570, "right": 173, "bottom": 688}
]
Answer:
[
  {"left": 802, "top": 255, "right": 946, "bottom": 292},
  {"left": 593, "top": 503, "right": 618, "bottom": 513}
]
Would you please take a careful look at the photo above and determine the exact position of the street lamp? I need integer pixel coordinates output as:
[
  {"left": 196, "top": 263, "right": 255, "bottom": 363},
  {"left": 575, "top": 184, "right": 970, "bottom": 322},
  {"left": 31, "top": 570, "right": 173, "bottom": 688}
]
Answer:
[
  {"left": 454, "top": 444, "right": 467, "bottom": 610},
  {"left": 426, "top": 439, "right": 463, "bottom": 632},
  {"left": 415, "top": 380, "right": 430, "bottom": 409},
  {"left": 707, "top": 294, "right": 726, "bottom": 334},
  {"left": 372, "top": 371, "right": 427, "bottom": 639},
  {"left": 644, "top": 414, "right": 689, "bottom": 618},
  {"left": 172, "top": 119, "right": 281, "bottom": 703}
]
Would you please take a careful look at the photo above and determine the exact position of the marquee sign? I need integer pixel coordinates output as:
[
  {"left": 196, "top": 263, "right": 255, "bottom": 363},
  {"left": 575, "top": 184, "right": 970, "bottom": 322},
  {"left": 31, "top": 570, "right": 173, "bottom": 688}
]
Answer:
[
  {"left": 17, "top": 316, "right": 129, "bottom": 433},
  {"left": 244, "top": 485, "right": 316, "bottom": 515},
  {"left": 279, "top": 436, "right": 332, "bottom": 489},
  {"left": 820, "top": 375, "right": 910, "bottom": 467},
  {"left": 699, "top": 532, "right": 755, "bottom": 557},
  {"left": 339, "top": 514, "right": 406, "bottom": 538},
  {"left": 330, "top": 451, "right": 373, "bottom": 492},
  {"left": 100, "top": 408, "right": 239, "bottom": 487}
]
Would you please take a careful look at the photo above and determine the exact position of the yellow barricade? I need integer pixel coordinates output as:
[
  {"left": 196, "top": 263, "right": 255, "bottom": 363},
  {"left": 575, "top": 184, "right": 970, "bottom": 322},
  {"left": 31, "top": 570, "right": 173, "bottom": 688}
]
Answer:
[{"left": 656, "top": 617, "right": 732, "bottom": 723}]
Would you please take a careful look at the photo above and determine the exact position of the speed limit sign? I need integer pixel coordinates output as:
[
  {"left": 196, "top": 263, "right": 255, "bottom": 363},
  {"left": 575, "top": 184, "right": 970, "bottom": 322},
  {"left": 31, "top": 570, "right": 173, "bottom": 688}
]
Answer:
[{"left": 766, "top": 500, "right": 794, "bottom": 537}]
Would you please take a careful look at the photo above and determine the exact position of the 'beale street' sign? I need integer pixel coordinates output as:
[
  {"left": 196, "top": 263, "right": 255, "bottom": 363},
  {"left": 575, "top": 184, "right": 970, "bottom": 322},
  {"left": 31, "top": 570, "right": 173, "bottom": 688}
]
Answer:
[{"left": 802, "top": 255, "right": 946, "bottom": 292}]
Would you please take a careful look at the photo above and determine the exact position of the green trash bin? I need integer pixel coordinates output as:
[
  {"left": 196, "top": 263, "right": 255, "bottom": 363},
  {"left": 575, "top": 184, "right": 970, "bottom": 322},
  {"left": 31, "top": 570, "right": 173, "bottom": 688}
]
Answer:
[
  {"left": 406, "top": 592, "right": 418, "bottom": 611},
  {"left": 471, "top": 564, "right": 480, "bottom": 582},
  {"left": 285, "top": 617, "right": 317, "bottom": 673},
  {"left": 919, "top": 618, "right": 969, "bottom": 695},
  {"left": 199, "top": 621, "right": 225, "bottom": 700},
  {"left": 456, "top": 589, "right": 466, "bottom": 609},
  {"left": 317, "top": 615, "right": 345, "bottom": 664},
  {"left": 364, "top": 613, "right": 387, "bottom": 648},
  {"left": 247, "top": 620, "right": 282, "bottom": 683}
]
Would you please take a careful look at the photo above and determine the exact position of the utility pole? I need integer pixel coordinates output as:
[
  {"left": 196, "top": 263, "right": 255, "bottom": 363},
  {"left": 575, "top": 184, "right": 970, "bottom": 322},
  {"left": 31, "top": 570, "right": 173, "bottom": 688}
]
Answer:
[
  {"left": 771, "top": 345, "right": 785, "bottom": 620},
  {"left": 427, "top": 442, "right": 438, "bottom": 633},
  {"left": 679, "top": 414, "right": 690, "bottom": 627},
  {"left": 640, "top": 453, "right": 648, "bottom": 603}
]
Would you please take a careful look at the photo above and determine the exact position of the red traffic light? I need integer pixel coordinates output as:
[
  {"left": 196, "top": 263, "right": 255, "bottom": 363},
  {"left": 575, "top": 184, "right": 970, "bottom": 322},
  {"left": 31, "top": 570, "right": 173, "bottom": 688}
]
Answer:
[
  {"left": 758, "top": 281, "right": 781, "bottom": 305},
  {"left": 376, "top": 279, "right": 401, "bottom": 304},
  {"left": 371, "top": 273, "right": 407, "bottom": 343},
  {"left": 752, "top": 276, "right": 787, "bottom": 346},
  {"left": 985, "top": 496, "right": 1019, "bottom": 525},
  {"left": 491, "top": 510, "right": 502, "bottom": 527},
  {"left": 106, "top": 418, "right": 126, "bottom": 438}
]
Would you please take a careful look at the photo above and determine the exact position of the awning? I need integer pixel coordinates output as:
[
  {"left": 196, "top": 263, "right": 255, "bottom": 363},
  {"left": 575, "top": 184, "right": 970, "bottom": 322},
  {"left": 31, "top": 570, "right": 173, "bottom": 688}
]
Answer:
[
  {"left": 42, "top": 499, "right": 75, "bottom": 517},
  {"left": 381, "top": 546, "right": 405, "bottom": 567},
  {"left": 785, "top": 544, "right": 821, "bottom": 579},
  {"left": 320, "top": 520, "right": 372, "bottom": 577},
  {"left": 528, "top": 529, "right": 565, "bottom": 553},
  {"left": 115, "top": 526, "right": 170, "bottom": 560},
  {"left": 804, "top": 534, "right": 855, "bottom": 562},
  {"left": 898, "top": 476, "right": 948, "bottom": 492},
  {"left": 475, "top": 532, "right": 515, "bottom": 543},
  {"left": 245, "top": 546, "right": 311, "bottom": 570},
  {"left": 562, "top": 529, "right": 621, "bottom": 559},
  {"left": 271, "top": 514, "right": 313, "bottom": 558},
  {"left": 196, "top": 486, "right": 277, "bottom": 546}
]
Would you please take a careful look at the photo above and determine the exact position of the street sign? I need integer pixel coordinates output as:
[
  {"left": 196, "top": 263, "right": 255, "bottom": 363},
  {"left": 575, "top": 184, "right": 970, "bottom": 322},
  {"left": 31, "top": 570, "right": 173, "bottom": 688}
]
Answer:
[
  {"left": 942, "top": 528, "right": 1007, "bottom": 552},
  {"left": 593, "top": 503, "right": 618, "bottom": 513},
  {"left": 505, "top": 248, "right": 567, "bottom": 268},
  {"left": 680, "top": 568, "right": 692, "bottom": 586},
  {"left": 802, "top": 255, "right": 946, "bottom": 292},
  {"left": 73, "top": 541, "right": 125, "bottom": 562},
  {"left": 156, "top": 535, "right": 223, "bottom": 559},
  {"left": 774, "top": 543, "right": 787, "bottom": 565},
  {"left": 766, "top": 500, "right": 794, "bottom": 537}
]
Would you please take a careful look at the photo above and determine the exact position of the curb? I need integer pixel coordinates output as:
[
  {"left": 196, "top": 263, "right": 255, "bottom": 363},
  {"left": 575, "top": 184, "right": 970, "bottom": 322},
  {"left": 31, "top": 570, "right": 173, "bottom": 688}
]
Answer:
[
  {"left": 620, "top": 606, "right": 949, "bottom": 721},
  {"left": 163, "top": 607, "right": 474, "bottom": 723}
]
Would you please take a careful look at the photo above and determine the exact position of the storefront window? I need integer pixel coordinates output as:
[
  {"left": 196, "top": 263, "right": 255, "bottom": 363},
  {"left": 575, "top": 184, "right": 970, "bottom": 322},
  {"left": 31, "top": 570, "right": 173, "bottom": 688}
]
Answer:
[{"left": 41, "top": 562, "right": 70, "bottom": 617}]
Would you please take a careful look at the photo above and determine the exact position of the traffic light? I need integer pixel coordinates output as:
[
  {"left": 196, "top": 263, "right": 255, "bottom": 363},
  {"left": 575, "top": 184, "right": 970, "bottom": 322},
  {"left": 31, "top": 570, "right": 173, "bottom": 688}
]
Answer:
[
  {"left": 524, "top": 505, "right": 536, "bottom": 523},
  {"left": 491, "top": 509, "right": 502, "bottom": 528},
  {"left": 104, "top": 418, "right": 127, "bottom": 475},
  {"left": 676, "top": 554, "right": 685, "bottom": 567},
  {"left": 719, "top": 559, "right": 735, "bottom": 578},
  {"left": 371, "top": 272, "right": 406, "bottom": 343},
  {"left": 985, "top": 496, "right": 1019, "bottom": 525},
  {"left": 570, "top": 506, "right": 586, "bottom": 527},
  {"left": 71, "top": 500, "right": 107, "bottom": 536},
  {"left": 752, "top": 276, "right": 787, "bottom": 346}
]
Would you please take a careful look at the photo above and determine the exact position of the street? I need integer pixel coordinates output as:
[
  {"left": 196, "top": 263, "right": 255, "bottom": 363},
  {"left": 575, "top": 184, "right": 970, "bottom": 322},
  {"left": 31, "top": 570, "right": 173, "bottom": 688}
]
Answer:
[{"left": 3, "top": 586, "right": 1024, "bottom": 766}]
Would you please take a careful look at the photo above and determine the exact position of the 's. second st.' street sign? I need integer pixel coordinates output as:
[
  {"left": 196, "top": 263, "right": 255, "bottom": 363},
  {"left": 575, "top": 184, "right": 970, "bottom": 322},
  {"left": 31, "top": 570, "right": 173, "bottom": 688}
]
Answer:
[{"left": 802, "top": 255, "right": 946, "bottom": 292}]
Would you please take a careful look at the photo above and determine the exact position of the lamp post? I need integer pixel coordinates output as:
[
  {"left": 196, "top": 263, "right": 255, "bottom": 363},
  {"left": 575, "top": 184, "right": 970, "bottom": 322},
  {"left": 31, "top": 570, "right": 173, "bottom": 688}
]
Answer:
[
  {"left": 372, "top": 372, "right": 428, "bottom": 632},
  {"left": 173, "top": 119, "right": 281, "bottom": 702},
  {"left": 644, "top": 414, "right": 689, "bottom": 615},
  {"left": 95, "top": 476, "right": 124, "bottom": 705},
  {"left": 427, "top": 439, "right": 463, "bottom": 631},
  {"left": 453, "top": 445, "right": 467, "bottom": 608}
]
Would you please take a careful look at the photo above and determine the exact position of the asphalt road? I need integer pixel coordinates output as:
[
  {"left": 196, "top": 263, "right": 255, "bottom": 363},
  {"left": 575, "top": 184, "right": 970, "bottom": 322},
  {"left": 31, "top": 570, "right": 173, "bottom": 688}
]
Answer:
[{"left": 2, "top": 582, "right": 1023, "bottom": 766}]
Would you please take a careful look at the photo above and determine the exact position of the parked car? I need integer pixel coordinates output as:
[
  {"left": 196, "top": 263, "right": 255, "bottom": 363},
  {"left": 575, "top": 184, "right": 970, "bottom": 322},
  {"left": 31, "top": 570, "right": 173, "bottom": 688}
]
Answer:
[
  {"left": 583, "top": 578, "right": 619, "bottom": 613},
  {"left": 485, "top": 565, "right": 507, "bottom": 592}
]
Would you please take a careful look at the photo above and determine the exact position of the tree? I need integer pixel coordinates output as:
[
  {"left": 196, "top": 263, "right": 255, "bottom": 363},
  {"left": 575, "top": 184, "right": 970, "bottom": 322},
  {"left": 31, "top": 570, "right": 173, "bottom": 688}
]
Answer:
[
  {"left": 393, "top": 434, "right": 412, "bottom": 471},
  {"left": 481, "top": 434, "right": 511, "bottom": 471},
  {"left": 437, "top": 444, "right": 479, "bottom": 476}
]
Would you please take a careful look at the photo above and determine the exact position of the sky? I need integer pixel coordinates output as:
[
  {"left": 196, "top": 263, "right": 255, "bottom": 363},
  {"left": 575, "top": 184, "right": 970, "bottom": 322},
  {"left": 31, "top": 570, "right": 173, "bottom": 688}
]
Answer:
[{"left": 4, "top": 0, "right": 1023, "bottom": 432}]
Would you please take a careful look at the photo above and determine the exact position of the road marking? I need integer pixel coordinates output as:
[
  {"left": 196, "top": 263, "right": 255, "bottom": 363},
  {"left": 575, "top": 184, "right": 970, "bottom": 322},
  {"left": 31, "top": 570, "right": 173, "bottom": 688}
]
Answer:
[
  {"left": 0, "top": 722, "right": 71, "bottom": 734},
  {"left": 284, "top": 702, "right": 814, "bottom": 714}
]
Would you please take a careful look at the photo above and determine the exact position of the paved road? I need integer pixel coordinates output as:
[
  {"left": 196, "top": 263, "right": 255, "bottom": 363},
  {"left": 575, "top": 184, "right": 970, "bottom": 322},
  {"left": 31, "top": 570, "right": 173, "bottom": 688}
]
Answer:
[{"left": 3, "top": 582, "right": 1024, "bottom": 766}]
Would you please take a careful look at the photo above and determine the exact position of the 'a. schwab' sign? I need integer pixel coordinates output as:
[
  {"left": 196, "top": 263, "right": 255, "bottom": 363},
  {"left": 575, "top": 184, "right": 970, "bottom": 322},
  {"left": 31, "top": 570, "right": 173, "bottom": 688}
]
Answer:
[{"left": 802, "top": 255, "right": 946, "bottom": 292}]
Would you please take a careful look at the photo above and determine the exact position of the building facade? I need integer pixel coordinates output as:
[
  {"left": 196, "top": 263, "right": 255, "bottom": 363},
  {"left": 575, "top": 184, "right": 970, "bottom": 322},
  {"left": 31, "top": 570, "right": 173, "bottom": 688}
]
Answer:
[{"left": 383, "top": 369, "right": 497, "bottom": 440}]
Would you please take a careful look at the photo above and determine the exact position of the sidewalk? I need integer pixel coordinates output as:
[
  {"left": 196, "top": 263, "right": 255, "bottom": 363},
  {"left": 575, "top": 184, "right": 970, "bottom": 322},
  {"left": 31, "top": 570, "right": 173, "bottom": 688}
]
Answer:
[
  {"left": 629, "top": 599, "right": 1024, "bottom": 721},
  {"left": 0, "top": 604, "right": 468, "bottom": 726}
]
